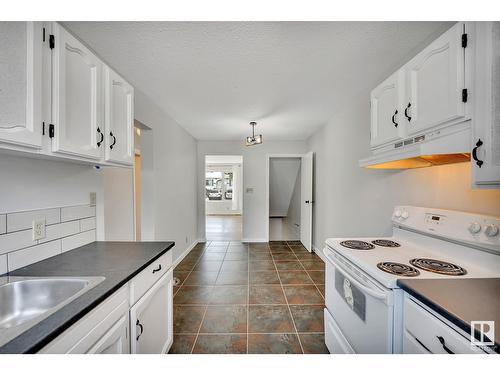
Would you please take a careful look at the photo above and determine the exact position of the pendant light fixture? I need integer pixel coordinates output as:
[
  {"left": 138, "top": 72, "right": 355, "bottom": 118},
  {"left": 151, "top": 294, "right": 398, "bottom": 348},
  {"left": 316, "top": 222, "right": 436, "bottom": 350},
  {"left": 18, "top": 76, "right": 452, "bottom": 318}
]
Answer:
[{"left": 245, "top": 121, "right": 263, "bottom": 146}]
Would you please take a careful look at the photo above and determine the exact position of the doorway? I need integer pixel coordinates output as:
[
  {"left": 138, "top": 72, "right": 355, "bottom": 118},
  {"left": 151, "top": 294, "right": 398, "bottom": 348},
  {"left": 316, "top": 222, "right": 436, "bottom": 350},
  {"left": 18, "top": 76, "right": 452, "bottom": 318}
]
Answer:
[
  {"left": 266, "top": 152, "right": 314, "bottom": 251},
  {"left": 205, "top": 155, "right": 243, "bottom": 241}
]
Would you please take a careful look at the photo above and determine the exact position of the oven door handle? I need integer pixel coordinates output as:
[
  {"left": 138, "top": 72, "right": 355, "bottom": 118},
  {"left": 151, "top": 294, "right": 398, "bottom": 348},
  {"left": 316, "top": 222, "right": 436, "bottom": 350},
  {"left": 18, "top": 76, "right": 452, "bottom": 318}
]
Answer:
[{"left": 325, "top": 250, "right": 388, "bottom": 301}]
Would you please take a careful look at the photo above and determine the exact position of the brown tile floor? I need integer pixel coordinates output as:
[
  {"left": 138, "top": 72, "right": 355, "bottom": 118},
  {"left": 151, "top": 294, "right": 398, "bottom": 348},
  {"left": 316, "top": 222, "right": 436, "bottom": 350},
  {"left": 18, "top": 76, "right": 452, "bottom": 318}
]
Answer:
[{"left": 169, "top": 241, "right": 329, "bottom": 354}]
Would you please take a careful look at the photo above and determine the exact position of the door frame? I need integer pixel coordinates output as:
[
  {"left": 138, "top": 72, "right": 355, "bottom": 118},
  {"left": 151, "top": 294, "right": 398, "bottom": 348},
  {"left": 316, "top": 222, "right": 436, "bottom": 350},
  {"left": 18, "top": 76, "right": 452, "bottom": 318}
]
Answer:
[
  {"left": 203, "top": 155, "right": 244, "bottom": 241},
  {"left": 265, "top": 154, "right": 307, "bottom": 243}
]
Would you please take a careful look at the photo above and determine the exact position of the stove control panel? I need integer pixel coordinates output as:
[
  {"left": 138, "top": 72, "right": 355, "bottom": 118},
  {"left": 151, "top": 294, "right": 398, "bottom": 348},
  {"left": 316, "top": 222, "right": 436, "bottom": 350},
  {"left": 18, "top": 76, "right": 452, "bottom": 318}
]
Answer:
[{"left": 392, "top": 206, "right": 500, "bottom": 253}]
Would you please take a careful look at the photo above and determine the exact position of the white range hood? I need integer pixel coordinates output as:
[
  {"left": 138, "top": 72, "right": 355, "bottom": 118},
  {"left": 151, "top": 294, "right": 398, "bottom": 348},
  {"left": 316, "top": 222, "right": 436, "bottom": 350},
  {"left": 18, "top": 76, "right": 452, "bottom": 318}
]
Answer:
[{"left": 359, "top": 121, "right": 471, "bottom": 169}]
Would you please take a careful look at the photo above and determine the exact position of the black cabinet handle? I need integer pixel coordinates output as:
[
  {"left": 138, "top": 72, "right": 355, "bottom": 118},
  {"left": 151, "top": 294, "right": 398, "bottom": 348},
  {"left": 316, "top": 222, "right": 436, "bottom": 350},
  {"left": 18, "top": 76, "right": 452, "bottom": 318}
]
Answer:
[
  {"left": 472, "top": 139, "right": 484, "bottom": 168},
  {"left": 404, "top": 103, "right": 412, "bottom": 122},
  {"left": 110, "top": 131, "right": 117, "bottom": 149},
  {"left": 96, "top": 127, "right": 104, "bottom": 147},
  {"left": 437, "top": 336, "right": 454, "bottom": 354},
  {"left": 152, "top": 264, "right": 162, "bottom": 274},
  {"left": 391, "top": 110, "right": 398, "bottom": 128},
  {"left": 136, "top": 319, "right": 144, "bottom": 341}
]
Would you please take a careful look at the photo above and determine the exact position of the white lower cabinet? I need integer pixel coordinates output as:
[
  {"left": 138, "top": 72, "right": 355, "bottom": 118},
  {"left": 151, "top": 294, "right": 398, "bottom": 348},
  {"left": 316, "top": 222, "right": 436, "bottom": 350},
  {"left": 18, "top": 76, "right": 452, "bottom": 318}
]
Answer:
[
  {"left": 130, "top": 270, "right": 173, "bottom": 354},
  {"left": 402, "top": 295, "right": 486, "bottom": 354},
  {"left": 39, "top": 256, "right": 174, "bottom": 354},
  {"left": 88, "top": 314, "right": 129, "bottom": 354}
]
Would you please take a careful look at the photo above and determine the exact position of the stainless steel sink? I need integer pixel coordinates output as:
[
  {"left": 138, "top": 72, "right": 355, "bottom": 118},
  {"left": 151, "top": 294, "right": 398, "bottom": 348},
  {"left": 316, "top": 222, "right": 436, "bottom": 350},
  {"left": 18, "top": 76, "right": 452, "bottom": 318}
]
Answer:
[{"left": 0, "top": 276, "right": 105, "bottom": 347}]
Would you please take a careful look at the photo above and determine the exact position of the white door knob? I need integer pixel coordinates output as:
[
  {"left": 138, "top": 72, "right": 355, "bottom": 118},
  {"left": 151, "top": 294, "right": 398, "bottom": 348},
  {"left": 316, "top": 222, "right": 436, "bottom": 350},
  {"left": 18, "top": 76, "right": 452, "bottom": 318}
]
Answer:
[
  {"left": 401, "top": 211, "right": 409, "bottom": 219},
  {"left": 485, "top": 224, "right": 499, "bottom": 237},
  {"left": 468, "top": 222, "right": 482, "bottom": 234}
]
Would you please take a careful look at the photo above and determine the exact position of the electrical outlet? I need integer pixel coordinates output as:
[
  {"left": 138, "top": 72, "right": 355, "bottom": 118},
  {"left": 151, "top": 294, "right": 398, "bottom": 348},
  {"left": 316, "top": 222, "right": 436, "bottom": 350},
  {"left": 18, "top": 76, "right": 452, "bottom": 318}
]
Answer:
[
  {"left": 89, "top": 192, "right": 97, "bottom": 205},
  {"left": 32, "top": 219, "right": 46, "bottom": 241}
]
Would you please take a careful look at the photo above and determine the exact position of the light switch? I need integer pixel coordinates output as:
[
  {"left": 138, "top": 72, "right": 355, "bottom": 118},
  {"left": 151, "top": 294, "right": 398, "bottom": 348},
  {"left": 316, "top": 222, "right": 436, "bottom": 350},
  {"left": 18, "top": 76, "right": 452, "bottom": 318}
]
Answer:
[{"left": 32, "top": 219, "right": 46, "bottom": 241}]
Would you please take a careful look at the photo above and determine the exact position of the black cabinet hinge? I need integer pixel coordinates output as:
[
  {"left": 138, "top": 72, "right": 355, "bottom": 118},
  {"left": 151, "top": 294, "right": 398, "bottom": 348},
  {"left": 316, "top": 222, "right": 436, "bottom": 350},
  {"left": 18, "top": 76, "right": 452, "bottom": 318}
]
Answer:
[
  {"left": 49, "top": 34, "right": 55, "bottom": 49},
  {"left": 48, "top": 124, "right": 55, "bottom": 138},
  {"left": 462, "top": 88, "right": 468, "bottom": 103},
  {"left": 462, "top": 33, "right": 468, "bottom": 48}
]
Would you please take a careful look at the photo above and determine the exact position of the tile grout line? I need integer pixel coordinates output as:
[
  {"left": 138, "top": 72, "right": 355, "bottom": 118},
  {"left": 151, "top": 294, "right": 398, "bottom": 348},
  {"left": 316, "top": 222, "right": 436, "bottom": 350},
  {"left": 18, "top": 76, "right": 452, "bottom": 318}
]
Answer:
[
  {"left": 173, "top": 240, "right": 211, "bottom": 298},
  {"left": 271, "top": 243, "right": 305, "bottom": 354}
]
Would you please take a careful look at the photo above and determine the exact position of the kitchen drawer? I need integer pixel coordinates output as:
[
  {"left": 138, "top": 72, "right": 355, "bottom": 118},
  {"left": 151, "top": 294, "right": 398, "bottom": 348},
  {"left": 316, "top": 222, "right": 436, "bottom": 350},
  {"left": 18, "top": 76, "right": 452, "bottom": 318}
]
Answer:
[
  {"left": 129, "top": 251, "right": 172, "bottom": 306},
  {"left": 403, "top": 297, "right": 485, "bottom": 354},
  {"left": 40, "top": 285, "right": 129, "bottom": 353}
]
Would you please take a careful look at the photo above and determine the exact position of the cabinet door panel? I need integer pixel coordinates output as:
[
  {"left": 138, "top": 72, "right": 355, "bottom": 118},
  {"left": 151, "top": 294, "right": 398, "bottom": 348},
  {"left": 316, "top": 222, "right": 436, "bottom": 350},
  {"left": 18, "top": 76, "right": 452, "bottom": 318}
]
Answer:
[
  {"left": 405, "top": 22, "right": 466, "bottom": 135},
  {"left": 130, "top": 269, "right": 173, "bottom": 354},
  {"left": 52, "top": 23, "right": 102, "bottom": 159},
  {"left": 0, "top": 22, "right": 43, "bottom": 148},
  {"left": 105, "top": 66, "right": 134, "bottom": 165},
  {"left": 472, "top": 22, "right": 500, "bottom": 186},
  {"left": 88, "top": 314, "right": 129, "bottom": 354},
  {"left": 370, "top": 71, "right": 403, "bottom": 147}
]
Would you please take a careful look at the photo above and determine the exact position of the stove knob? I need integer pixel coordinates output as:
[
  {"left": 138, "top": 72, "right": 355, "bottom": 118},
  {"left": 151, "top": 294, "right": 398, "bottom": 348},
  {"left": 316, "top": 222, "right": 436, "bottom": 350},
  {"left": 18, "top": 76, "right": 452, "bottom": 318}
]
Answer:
[
  {"left": 468, "top": 222, "right": 482, "bottom": 234},
  {"left": 485, "top": 224, "right": 499, "bottom": 237},
  {"left": 401, "top": 211, "right": 409, "bottom": 219},
  {"left": 394, "top": 210, "right": 402, "bottom": 218}
]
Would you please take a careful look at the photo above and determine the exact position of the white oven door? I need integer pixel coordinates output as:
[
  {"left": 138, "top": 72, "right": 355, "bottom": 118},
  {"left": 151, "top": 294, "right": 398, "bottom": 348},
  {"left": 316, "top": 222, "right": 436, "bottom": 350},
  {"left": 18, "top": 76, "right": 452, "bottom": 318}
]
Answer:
[{"left": 324, "top": 247, "right": 394, "bottom": 353}]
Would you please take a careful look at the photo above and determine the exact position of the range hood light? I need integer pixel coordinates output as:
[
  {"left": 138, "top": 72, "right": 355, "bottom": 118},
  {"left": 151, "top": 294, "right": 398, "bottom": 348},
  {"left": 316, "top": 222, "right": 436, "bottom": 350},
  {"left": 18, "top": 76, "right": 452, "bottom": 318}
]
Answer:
[{"left": 365, "top": 153, "right": 471, "bottom": 170}]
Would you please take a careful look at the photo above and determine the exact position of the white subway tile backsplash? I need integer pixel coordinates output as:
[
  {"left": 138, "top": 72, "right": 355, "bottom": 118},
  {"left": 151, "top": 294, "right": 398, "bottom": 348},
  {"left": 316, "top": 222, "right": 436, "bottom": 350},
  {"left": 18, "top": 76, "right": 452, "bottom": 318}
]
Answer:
[
  {"left": 0, "top": 215, "right": 6, "bottom": 235},
  {"left": 61, "top": 205, "right": 96, "bottom": 222},
  {"left": 0, "top": 255, "right": 7, "bottom": 274},
  {"left": 6, "top": 208, "right": 60, "bottom": 233},
  {"left": 7, "top": 240, "right": 62, "bottom": 271},
  {"left": 0, "top": 229, "right": 35, "bottom": 256},
  {"left": 61, "top": 230, "right": 96, "bottom": 253},
  {"left": 0, "top": 204, "right": 96, "bottom": 270},
  {"left": 40, "top": 221, "right": 80, "bottom": 244}
]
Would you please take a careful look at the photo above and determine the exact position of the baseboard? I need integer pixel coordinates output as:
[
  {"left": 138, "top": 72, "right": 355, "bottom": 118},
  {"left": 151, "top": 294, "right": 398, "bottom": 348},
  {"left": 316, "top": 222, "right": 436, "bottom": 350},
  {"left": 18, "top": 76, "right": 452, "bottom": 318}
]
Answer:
[
  {"left": 312, "top": 244, "right": 327, "bottom": 263},
  {"left": 172, "top": 239, "right": 202, "bottom": 269},
  {"left": 242, "top": 238, "right": 268, "bottom": 243}
]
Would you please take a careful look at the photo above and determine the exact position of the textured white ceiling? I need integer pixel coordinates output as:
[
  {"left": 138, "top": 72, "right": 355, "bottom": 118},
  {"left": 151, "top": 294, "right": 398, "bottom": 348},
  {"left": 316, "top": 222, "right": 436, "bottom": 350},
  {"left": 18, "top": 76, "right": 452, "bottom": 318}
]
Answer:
[{"left": 64, "top": 21, "right": 453, "bottom": 141}]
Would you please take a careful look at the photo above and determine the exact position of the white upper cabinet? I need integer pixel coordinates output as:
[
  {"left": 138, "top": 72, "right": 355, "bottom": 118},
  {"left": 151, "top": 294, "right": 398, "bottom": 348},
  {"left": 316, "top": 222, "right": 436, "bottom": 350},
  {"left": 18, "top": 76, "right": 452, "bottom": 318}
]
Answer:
[
  {"left": 0, "top": 22, "right": 43, "bottom": 149},
  {"left": 370, "top": 70, "right": 404, "bottom": 147},
  {"left": 104, "top": 66, "right": 134, "bottom": 166},
  {"left": 404, "top": 22, "right": 467, "bottom": 136},
  {"left": 472, "top": 22, "right": 500, "bottom": 187},
  {"left": 51, "top": 22, "right": 103, "bottom": 160}
]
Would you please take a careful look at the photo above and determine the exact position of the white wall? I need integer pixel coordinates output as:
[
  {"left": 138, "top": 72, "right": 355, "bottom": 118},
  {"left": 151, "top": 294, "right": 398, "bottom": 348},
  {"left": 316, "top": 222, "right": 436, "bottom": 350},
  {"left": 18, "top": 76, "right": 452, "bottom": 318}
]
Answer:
[
  {"left": 0, "top": 154, "right": 105, "bottom": 240},
  {"left": 269, "top": 158, "right": 300, "bottom": 217},
  {"left": 135, "top": 89, "right": 198, "bottom": 262},
  {"left": 103, "top": 167, "right": 135, "bottom": 241},
  {"left": 197, "top": 141, "right": 307, "bottom": 241},
  {"left": 307, "top": 92, "right": 500, "bottom": 251},
  {"left": 284, "top": 165, "right": 301, "bottom": 237}
]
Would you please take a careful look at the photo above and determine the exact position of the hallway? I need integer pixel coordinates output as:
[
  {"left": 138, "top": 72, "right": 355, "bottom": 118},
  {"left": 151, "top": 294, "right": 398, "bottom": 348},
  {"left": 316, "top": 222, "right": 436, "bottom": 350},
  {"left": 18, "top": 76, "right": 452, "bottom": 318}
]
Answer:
[
  {"left": 170, "top": 241, "right": 327, "bottom": 354},
  {"left": 206, "top": 215, "right": 243, "bottom": 241}
]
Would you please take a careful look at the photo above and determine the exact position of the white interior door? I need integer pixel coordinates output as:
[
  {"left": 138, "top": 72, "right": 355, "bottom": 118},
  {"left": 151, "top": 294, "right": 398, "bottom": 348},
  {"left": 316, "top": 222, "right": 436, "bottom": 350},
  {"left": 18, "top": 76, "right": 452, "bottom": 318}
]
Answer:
[{"left": 300, "top": 151, "right": 313, "bottom": 252}]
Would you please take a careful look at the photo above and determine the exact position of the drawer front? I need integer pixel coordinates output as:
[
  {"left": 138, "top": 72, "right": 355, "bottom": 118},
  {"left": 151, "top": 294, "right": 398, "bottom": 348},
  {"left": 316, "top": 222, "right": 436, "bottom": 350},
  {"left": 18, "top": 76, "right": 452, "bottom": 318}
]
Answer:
[
  {"left": 40, "top": 285, "right": 129, "bottom": 353},
  {"left": 404, "top": 297, "right": 485, "bottom": 354},
  {"left": 130, "top": 251, "right": 172, "bottom": 306}
]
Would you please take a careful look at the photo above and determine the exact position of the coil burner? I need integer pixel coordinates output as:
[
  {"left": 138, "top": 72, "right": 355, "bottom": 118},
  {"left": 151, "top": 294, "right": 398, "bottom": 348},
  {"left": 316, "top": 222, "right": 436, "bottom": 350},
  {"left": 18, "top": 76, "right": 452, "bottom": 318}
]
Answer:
[
  {"left": 409, "top": 258, "right": 467, "bottom": 276},
  {"left": 376, "top": 262, "right": 420, "bottom": 277},
  {"left": 340, "top": 240, "right": 375, "bottom": 250}
]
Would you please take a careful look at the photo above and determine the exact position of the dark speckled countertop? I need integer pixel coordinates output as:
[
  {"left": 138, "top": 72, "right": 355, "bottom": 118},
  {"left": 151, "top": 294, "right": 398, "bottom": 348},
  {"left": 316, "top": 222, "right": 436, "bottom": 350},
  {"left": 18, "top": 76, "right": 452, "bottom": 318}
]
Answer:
[
  {"left": 397, "top": 278, "right": 500, "bottom": 353},
  {"left": 0, "top": 241, "right": 175, "bottom": 354}
]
